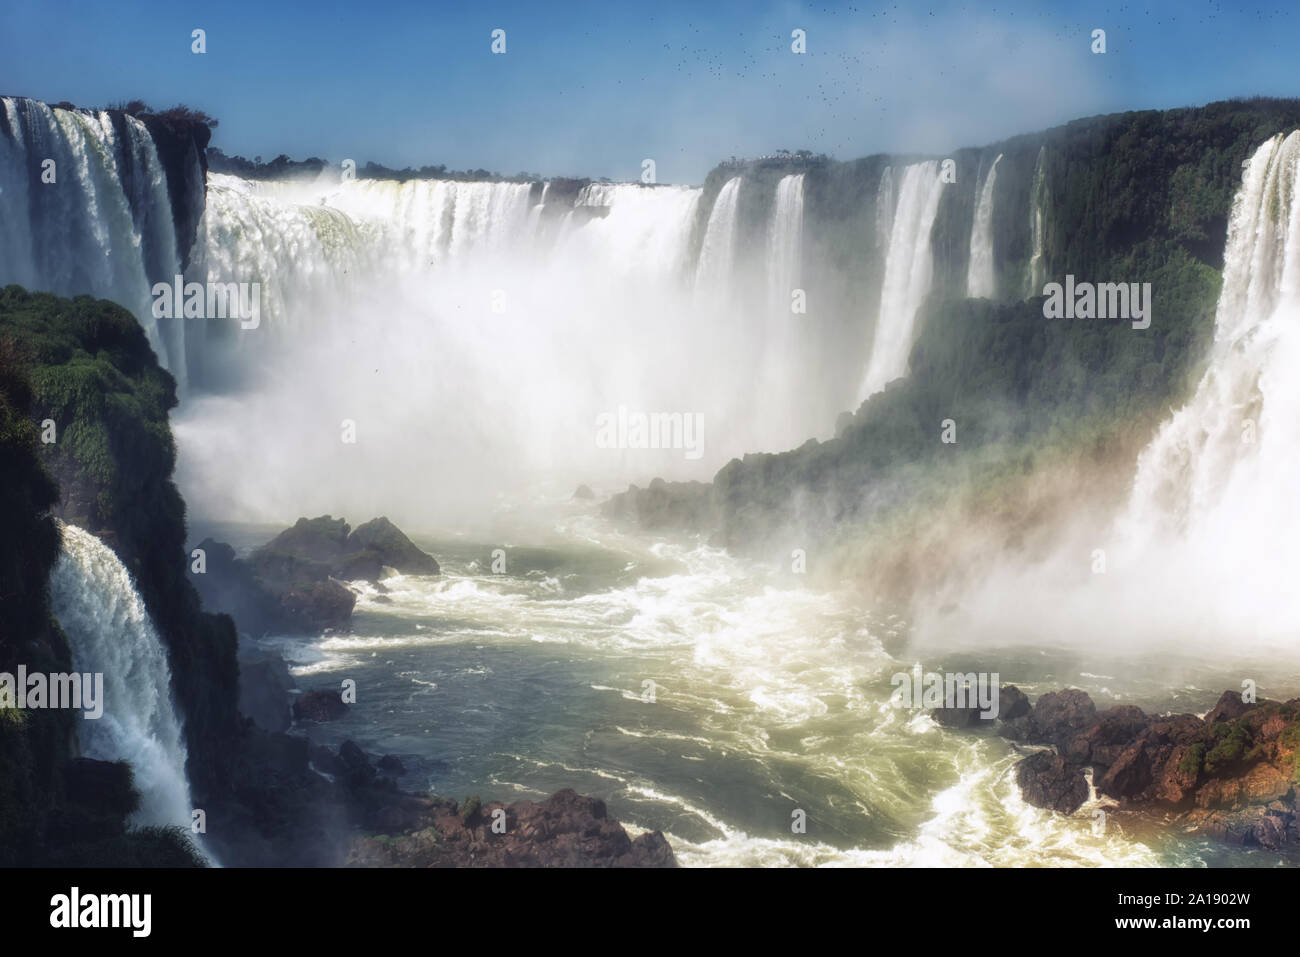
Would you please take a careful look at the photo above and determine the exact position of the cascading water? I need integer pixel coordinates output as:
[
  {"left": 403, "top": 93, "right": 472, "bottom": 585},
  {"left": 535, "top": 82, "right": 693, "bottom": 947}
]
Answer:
[
  {"left": 1114, "top": 130, "right": 1300, "bottom": 638},
  {"left": 759, "top": 174, "right": 807, "bottom": 448},
  {"left": 192, "top": 173, "right": 374, "bottom": 360},
  {"left": 694, "top": 176, "right": 743, "bottom": 296},
  {"left": 766, "top": 173, "right": 805, "bottom": 311},
  {"left": 177, "top": 171, "right": 779, "bottom": 523},
  {"left": 48, "top": 523, "right": 197, "bottom": 833},
  {"left": 875, "top": 166, "right": 896, "bottom": 251},
  {"left": 559, "top": 182, "right": 701, "bottom": 280},
  {"left": 858, "top": 160, "right": 946, "bottom": 401},
  {"left": 1026, "top": 145, "right": 1047, "bottom": 297},
  {"left": 966, "top": 154, "right": 1002, "bottom": 298},
  {"left": 925, "top": 131, "right": 1300, "bottom": 656},
  {"left": 0, "top": 97, "right": 185, "bottom": 384}
]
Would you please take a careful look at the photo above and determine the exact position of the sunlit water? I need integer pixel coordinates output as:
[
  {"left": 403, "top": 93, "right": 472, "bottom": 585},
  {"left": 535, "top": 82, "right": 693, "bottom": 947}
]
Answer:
[{"left": 194, "top": 502, "right": 1300, "bottom": 868}]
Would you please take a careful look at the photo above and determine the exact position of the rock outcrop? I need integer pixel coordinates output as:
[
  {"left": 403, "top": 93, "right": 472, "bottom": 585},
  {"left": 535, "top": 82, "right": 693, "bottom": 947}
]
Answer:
[
  {"left": 961, "top": 687, "right": 1300, "bottom": 849},
  {"left": 293, "top": 688, "right": 350, "bottom": 723},
  {"left": 193, "top": 515, "right": 438, "bottom": 636},
  {"left": 346, "top": 787, "right": 677, "bottom": 868}
]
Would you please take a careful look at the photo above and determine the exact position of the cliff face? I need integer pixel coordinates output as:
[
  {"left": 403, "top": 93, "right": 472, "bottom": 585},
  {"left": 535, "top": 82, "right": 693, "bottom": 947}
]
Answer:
[
  {"left": 138, "top": 113, "right": 210, "bottom": 269},
  {"left": 611, "top": 99, "right": 1300, "bottom": 594},
  {"left": 0, "top": 286, "right": 240, "bottom": 817},
  {"left": 0, "top": 97, "right": 211, "bottom": 274},
  {"left": 0, "top": 329, "right": 71, "bottom": 864},
  {"left": 0, "top": 290, "right": 216, "bottom": 865}
]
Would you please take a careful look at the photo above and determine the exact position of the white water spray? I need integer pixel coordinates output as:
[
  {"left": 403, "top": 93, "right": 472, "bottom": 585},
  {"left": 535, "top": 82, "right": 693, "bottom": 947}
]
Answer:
[
  {"left": 921, "top": 131, "right": 1300, "bottom": 656},
  {"left": 766, "top": 173, "right": 805, "bottom": 311},
  {"left": 1026, "top": 146, "right": 1047, "bottom": 297},
  {"left": 1115, "top": 130, "right": 1300, "bottom": 637},
  {"left": 858, "top": 161, "right": 946, "bottom": 401},
  {"left": 695, "top": 176, "right": 743, "bottom": 297},
  {"left": 179, "top": 171, "right": 839, "bottom": 523},
  {"left": 48, "top": 523, "right": 196, "bottom": 831},
  {"left": 756, "top": 174, "right": 809, "bottom": 447},
  {"left": 966, "top": 154, "right": 1002, "bottom": 298},
  {"left": 0, "top": 97, "right": 185, "bottom": 383}
]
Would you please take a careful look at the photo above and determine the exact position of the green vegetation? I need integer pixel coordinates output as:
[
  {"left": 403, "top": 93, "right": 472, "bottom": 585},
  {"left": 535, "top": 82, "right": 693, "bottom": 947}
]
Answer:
[
  {"left": 691, "top": 98, "right": 1300, "bottom": 589},
  {"left": 461, "top": 795, "right": 482, "bottom": 827},
  {"left": 0, "top": 286, "right": 236, "bottom": 864},
  {"left": 1204, "top": 723, "right": 1252, "bottom": 774},
  {"left": 0, "top": 324, "right": 72, "bottom": 865},
  {"left": 101, "top": 100, "right": 218, "bottom": 128},
  {"left": 46, "top": 826, "right": 208, "bottom": 868},
  {"left": 1178, "top": 743, "right": 1207, "bottom": 778},
  {"left": 1280, "top": 718, "right": 1300, "bottom": 784}
]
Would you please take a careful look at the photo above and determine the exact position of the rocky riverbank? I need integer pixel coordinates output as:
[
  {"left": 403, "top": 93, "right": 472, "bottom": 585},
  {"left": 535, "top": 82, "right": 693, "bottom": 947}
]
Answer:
[
  {"left": 937, "top": 687, "right": 1300, "bottom": 850},
  {"left": 193, "top": 515, "right": 440, "bottom": 636},
  {"left": 344, "top": 784, "right": 676, "bottom": 868}
]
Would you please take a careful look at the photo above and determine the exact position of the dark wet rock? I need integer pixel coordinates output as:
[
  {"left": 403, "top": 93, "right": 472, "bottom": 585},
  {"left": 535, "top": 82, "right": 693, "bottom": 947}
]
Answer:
[
  {"left": 602, "top": 478, "right": 714, "bottom": 531},
  {"left": 276, "top": 577, "right": 356, "bottom": 632},
  {"left": 1016, "top": 750, "right": 1090, "bottom": 814},
  {"left": 338, "top": 740, "right": 376, "bottom": 788},
  {"left": 193, "top": 535, "right": 355, "bottom": 635},
  {"left": 460, "top": 795, "right": 483, "bottom": 828},
  {"left": 377, "top": 755, "right": 406, "bottom": 775},
  {"left": 257, "top": 515, "right": 437, "bottom": 580},
  {"left": 238, "top": 649, "right": 295, "bottom": 732},
  {"left": 970, "top": 686, "right": 1300, "bottom": 850},
  {"left": 999, "top": 685, "right": 1032, "bottom": 721},
  {"left": 1186, "top": 805, "right": 1291, "bottom": 849},
  {"left": 1026, "top": 689, "right": 1098, "bottom": 749},
  {"left": 218, "top": 730, "right": 349, "bottom": 867},
  {"left": 1205, "top": 689, "right": 1254, "bottom": 725},
  {"left": 931, "top": 704, "right": 981, "bottom": 728},
  {"left": 59, "top": 759, "right": 137, "bottom": 823},
  {"left": 573, "top": 484, "right": 595, "bottom": 500},
  {"left": 1066, "top": 705, "right": 1150, "bottom": 768},
  {"left": 346, "top": 517, "right": 439, "bottom": 576},
  {"left": 191, "top": 539, "right": 292, "bottom": 635},
  {"left": 931, "top": 678, "right": 1012, "bottom": 726},
  {"left": 139, "top": 110, "right": 210, "bottom": 268},
  {"left": 309, "top": 743, "right": 346, "bottom": 778},
  {"left": 1193, "top": 760, "right": 1291, "bottom": 810},
  {"left": 293, "top": 688, "right": 349, "bottom": 723},
  {"left": 194, "top": 516, "right": 437, "bottom": 636},
  {"left": 346, "top": 788, "right": 677, "bottom": 868},
  {"left": 1098, "top": 713, "right": 1204, "bottom": 804}
]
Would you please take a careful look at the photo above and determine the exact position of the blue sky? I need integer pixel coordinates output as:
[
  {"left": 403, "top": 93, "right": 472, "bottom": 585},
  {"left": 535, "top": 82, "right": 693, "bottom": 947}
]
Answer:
[{"left": 3, "top": 0, "right": 1297, "bottom": 183}]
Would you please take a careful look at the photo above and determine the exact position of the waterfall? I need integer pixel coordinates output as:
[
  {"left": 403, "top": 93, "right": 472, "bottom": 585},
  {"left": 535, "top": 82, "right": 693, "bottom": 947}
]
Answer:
[
  {"left": 1026, "top": 145, "right": 1047, "bottom": 297},
  {"left": 875, "top": 166, "right": 897, "bottom": 251},
  {"left": 1122, "top": 131, "right": 1300, "bottom": 590},
  {"left": 756, "top": 174, "right": 808, "bottom": 447},
  {"left": 48, "top": 523, "right": 196, "bottom": 833},
  {"left": 974, "top": 129, "right": 1300, "bottom": 649},
  {"left": 858, "top": 160, "right": 946, "bottom": 401},
  {"left": 0, "top": 97, "right": 185, "bottom": 384},
  {"left": 175, "top": 171, "right": 747, "bottom": 520},
  {"left": 694, "top": 176, "right": 743, "bottom": 295},
  {"left": 193, "top": 173, "right": 374, "bottom": 352},
  {"left": 560, "top": 182, "right": 701, "bottom": 279},
  {"left": 966, "top": 154, "right": 1002, "bottom": 298},
  {"left": 766, "top": 173, "right": 805, "bottom": 310}
]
